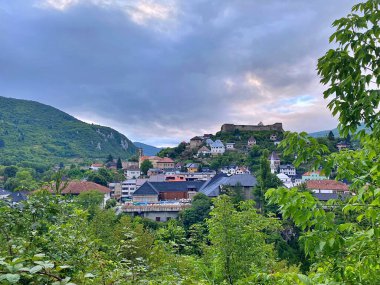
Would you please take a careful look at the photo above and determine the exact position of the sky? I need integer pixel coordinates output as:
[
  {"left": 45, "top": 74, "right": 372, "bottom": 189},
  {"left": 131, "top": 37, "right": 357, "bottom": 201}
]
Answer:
[{"left": 0, "top": 0, "right": 357, "bottom": 147}]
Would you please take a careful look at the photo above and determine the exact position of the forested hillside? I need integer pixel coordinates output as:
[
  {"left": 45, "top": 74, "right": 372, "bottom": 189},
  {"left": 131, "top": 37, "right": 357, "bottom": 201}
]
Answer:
[{"left": 0, "top": 96, "right": 137, "bottom": 164}]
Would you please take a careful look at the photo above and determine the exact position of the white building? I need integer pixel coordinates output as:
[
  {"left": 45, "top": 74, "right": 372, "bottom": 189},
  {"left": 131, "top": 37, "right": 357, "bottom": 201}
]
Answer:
[
  {"left": 124, "top": 166, "right": 141, "bottom": 179},
  {"left": 277, "top": 173, "right": 293, "bottom": 188},
  {"left": 226, "top": 143, "right": 235, "bottom": 150},
  {"left": 121, "top": 179, "right": 137, "bottom": 199},
  {"left": 279, "top": 164, "right": 296, "bottom": 176},
  {"left": 210, "top": 140, "right": 225, "bottom": 155}
]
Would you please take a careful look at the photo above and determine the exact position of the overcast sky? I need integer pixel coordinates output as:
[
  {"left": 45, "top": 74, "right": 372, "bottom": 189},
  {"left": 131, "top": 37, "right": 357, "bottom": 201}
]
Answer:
[{"left": 0, "top": 0, "right": 356, "bottom": 146}]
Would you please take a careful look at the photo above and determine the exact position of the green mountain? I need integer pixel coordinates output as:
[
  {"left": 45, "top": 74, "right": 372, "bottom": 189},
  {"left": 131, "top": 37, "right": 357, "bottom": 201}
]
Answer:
[
  {"left": 308, "top": 124, "right": 368, "bottom": 138},
  {"left": 133, "top": 142, "right": 162, "bottom": 156},
  {"left": 0, "top": 96, "right": 137, "bottom": 165}
]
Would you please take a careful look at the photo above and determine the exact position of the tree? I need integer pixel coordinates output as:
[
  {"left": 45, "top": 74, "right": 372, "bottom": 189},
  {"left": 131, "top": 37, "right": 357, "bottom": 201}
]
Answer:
[
  {"left": 106, "top": 154, "right": 114, "bottom": 163},
  {"left": 265, "top": 1, "right": 380, "bottom": 283},
  {"left": 180, "top": 193, "right": 212, "bottom": 230},
  {"left": 327, "top": 130, "right": 335, "bottom": 141},
  {"left": 205, "top": 195, "right": 281, "bottom": 284},
  {"left": 76, "top": 190, "right": 105, "bottom": 216},
  {"left": 116, "top": 157, "right": 123, "bottom": 169},
  {"left": 140, "top": 160, "right": 153, "bottom": 175},
  {"left": 3, "top": 166, "right": 18, "bottom": 179},
  {"left": 317, "top": 0, "right": 380, "bottom": 139}
]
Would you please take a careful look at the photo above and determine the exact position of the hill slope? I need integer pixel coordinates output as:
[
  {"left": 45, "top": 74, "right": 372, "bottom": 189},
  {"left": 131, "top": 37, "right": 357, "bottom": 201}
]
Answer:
[
  {"left": 133, "top": 142, "right": 162, "bottom": 156},
  {"left": 0, "top": 96, "right": 137, "bottom": 164}
]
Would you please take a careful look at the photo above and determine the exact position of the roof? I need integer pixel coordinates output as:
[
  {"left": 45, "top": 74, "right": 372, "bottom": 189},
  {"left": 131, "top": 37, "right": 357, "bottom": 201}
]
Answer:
[
  {"left": 277, "top": 173, "right": 290, "bottom": 179},
  {"left": 133, "top": 182, "right": 159, "bottom": 195},
  {"left": 268, "top": 151, "right": 280, "bottom": 161},
  {"left": 91, "top": 163, "right": 104, "bottom": 167},
  {"left": 133, "top": 181, "right": 206, "bottom": 196},
  {"left": 125, "top": 166, "right": 140, "bottom": 171},
  {"left": 313, "top": 192, "right": 351, "bottom": 201},
  {"left": 0, "top": 189, "right": 28, "bottom": 203},
  {"left": 157, "top": 157, "right": 175, "bottom": 163},
  {"left": 199, "top": 173, "right": 258, "bottom": 196},
  {"left": 186, "top": 163, "right": 199, "bottom": 168},
  {"left": 56, "top": 181, "right": 111, "bottom": 195},
  {"left": 224, "top": 173, "right": 257, "bottom": 187},
  {"left": 211, "top": 140, "right": 224, "bottom": 147},
  {"left": 199, "top": 173, "right": 230, "bottom": 197},
  {"left": 248, "top": 137, "right": 256, "bottom": 141},
  {"left": 279, "top": 164, "right": 295, "bottom": 169},
  {"left": 198, "top": 146, "right": 210, "bottom": 152},
  {"left": 303, "top": 170, "right": 326, "bottom": 176},
  {"left": 226, "top": 142, "right": 235, "bottom": 145},
  {"left": 306, "top": 180, "right": 349, "bottom": 191}
]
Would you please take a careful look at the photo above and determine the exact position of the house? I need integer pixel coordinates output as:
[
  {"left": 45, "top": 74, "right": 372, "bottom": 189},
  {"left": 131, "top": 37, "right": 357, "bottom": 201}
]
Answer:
[
  {"left": 279, "top": 164, "right": 296, "bottom": 176},
  {"left": 147, "top": 168, "right": 164, "bottom": 177},
  {"left": 0, "top": 189, "right": 28, "bottom": 204},
  {"left": 122, "top": 203, "right": 191, "bottom": 222},
  {"left": 197, "top": 146, "right": 211, "bottom": 156},
  {"left": 302, "top": 170, "right": 328, "bottom": 182},
  {"left": 268, "top": 152, "right": 281, "bottom": 173},
  {"left": 178, "top": 171, "right": 216, "bottom": 181},
  {"left": 235, "top": 166, "right": 251, "bottom": 175},
  {"left": 247, "top": 137, "right": 256, "bottom": 147},
  {"left": 139, "top": 156, "right": 161, "bottom": 168},
  {"left": 156, "top": 157, "right": 175, "bottom": 169},
  {"left": 306, "top": 180, "right": 350, "bottom": 201},
  {"left": 124, "top": 166, "right": 141, "bottom": 179},
  {"left": 54, "top": 181, "right": 111, "bottom": 205},
  {"left": 270, "top": 134, "right": 277, "bottom": 141},
  {"left": 205, "top": 138, "right": 214, "bottom": 146},
  {"left": 175, "top": 162, "right": 184, "bottom": 170},
  {"left": 336, "top": 141, "right": 349, "bottom": 151},
  {"left": 276, "top": 173, "right": 293, "bottom": 188},
  {"left": 199, "top": 173, "right": 258, "bottom": 199},
  {"left": 132, "top": 181, "right": 205, "bottom": 203},
  {"left": 186, "top": 163, "right": 199, "bottom": 173},
  {"left": 190, "top": 136, "right": 203, "bottom": 149},
  {"left": 108, "top": 182, "right": 122, "bottom": 199},
  {"left": 226, "top": 143, "right": 235, "bottom": 150},
  {"left": 89, "top": 163, "right": 103, "bottom": 171},
  {"left": 121, "top": 179, "right": 138, "bottom": 200},
  {"left": 210, "top": 140, "right": 225, "bottom": 155}
]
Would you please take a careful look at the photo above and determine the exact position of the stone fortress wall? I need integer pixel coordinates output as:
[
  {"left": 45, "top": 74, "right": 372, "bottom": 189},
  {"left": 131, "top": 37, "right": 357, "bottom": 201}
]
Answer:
[{"left": 221, "top": 123, "right": 283, "bottom": 132}]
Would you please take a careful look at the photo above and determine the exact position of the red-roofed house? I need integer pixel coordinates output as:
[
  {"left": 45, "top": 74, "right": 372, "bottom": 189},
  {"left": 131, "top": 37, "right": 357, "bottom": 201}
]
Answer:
[
  {"left": 306, "top": 180, "right": 349, "bottom": 193},
  {"left": 51, "top": 181, "right": 111, "bottom": 205},
  {"left": 156, "top": 157, "right": 175, "bottom": 169}
]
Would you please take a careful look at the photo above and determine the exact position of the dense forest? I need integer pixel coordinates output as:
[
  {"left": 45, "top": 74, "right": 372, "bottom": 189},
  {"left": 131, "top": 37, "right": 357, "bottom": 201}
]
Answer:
[
  {"left": 0, "top": 1, "right": 379, "bottom": 284},
  {"left": 0, "top": 96, "right": 137, "bottom": 165}
]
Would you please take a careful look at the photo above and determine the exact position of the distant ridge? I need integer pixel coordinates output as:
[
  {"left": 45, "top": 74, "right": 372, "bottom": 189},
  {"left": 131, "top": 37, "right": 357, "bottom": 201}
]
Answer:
[
  {"left": 133, "top": 142, "right": 162, "bottom": 156},
  {"left": 308, "top": 124, "right": 367, "bottom": 138},
  {"left": 0, "top": 96, "right": 137, "bottom": 164}
]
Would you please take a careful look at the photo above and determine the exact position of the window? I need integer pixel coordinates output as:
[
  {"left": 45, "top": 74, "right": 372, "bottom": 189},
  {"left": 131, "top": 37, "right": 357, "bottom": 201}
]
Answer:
[{"left": 155, "top": 217, "right": 161, "bottom": 222}]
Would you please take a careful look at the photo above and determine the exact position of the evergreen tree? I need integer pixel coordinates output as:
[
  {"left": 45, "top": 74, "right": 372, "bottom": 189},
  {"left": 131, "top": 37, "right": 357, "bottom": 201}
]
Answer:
[
  {"left": 328, "top": 130, "right": 335, "bottom": 140},
  {"left": 116, "top": 157, "right": 122, "bottom": 169}
]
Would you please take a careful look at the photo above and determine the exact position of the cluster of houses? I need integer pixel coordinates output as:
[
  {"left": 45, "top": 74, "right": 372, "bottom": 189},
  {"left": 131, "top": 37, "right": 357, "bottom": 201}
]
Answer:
[{"left": 190, "top": 133, "right": 279, "bottom": 157}]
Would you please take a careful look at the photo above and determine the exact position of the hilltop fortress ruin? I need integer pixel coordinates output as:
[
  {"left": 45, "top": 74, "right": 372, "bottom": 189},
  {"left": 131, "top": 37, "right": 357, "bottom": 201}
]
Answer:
[{"left": 221, "top": 122, "right": 283, "bottom": 132}]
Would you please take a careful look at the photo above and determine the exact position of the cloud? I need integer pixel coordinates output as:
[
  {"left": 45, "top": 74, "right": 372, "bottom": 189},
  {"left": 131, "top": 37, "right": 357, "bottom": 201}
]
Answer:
[{"left": 0, "top": 0, "right": 357, "bottom": 146}]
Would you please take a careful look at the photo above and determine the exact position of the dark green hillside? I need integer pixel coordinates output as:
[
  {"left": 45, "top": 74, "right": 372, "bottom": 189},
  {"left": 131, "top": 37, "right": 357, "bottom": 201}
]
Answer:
[{"left": 0, "top": 96, "right": 137, "bottom": 164}]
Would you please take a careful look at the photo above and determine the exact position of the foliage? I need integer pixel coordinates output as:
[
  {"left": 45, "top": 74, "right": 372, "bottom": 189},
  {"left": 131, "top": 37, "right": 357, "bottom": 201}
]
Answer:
[
  {"left": 0, "top": 96, "right": 137, "bottom": 165},
  {"left": 140, "top": 160, "right": 153, "bottom": 175},
  {"left": 180, "top": 193, "right": 212, "bottom": 230}
]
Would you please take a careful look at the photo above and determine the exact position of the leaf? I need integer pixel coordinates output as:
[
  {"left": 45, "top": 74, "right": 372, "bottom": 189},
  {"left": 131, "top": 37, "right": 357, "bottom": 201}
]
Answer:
[
  {"left": 319, "top": 241, "right": 326, "bottom": 251},
  {"left": 4, "top": 274, "right": 20, "bottom": 284},
  {"left": 84, "top": 273, "right": 95, "bottom": 278},
  {"left": 29, "top": 265, "right": 43, "bottom": 274},
  {"left": 297, "top": 274, "right": 312, "bottom": 285}
]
